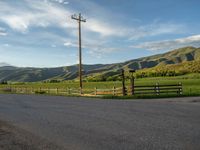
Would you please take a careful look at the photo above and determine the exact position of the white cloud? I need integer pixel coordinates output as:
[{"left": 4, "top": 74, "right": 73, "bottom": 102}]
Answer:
[
  {"left": 87, "top": 47, "right": 123, "bottom": 59},
  {"left": 0, "top": 0, "right": 187, "bottom": 41},
  {"left": 0, "top": 0, "right": 127, "bottom": 38},
  {"left": 0, "top": 0, "right": 74, "bottom": 32},
  {"left": 85, "top": 19, "right": 127, "bottom": 37},
  {"left": 64, "top": 41, "right": 77, "bottom": 48},
  {"left": 129, "top": 22, "right": 186, "bottom": 40},
  {"left": 132, "top": 34, "right": 200, "bottom": 51},
  {"left": 1, "top": 15, "right": 29, "bottom": 32},
  {"left": 0, "top": 27, "right": 7, "bottom": 36},
  {"left": 48, "top": 0, "right": 69, "bottom": 4},
  {"left": 0, "top": 32, "right": 7, "bottom": 36},
  {"left": 63, "top": 1, "right": 69, "bottom": 5}
]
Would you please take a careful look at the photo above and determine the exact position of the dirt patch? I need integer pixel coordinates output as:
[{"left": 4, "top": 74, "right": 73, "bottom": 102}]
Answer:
[{"left": 0, "top": 121, "right": 63, "bottom": 150}]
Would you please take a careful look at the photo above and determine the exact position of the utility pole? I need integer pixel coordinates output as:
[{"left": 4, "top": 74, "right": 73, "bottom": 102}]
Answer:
[
  {"left": 71, "top": 13, "right": 86, "bottom": 91},
  {"left": 129, "top": 70, "right": 135, "bottom": 95},
  {"left": 121, "top": 69, "right": 127, "bottom": 96}
]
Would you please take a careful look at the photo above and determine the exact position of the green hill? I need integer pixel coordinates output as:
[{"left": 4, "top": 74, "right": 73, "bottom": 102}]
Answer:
[{"left": 0, "top": 46, "right": 200, "bottom": 82}]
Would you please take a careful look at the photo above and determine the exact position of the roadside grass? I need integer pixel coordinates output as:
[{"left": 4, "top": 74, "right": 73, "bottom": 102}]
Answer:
[{"left": 102, "top": 93, "right": 200, "bottom": 99}]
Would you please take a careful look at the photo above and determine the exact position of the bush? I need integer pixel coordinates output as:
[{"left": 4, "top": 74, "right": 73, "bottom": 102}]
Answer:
[{"left": 35, "top": 91, "right": 46, "bottom": 94}]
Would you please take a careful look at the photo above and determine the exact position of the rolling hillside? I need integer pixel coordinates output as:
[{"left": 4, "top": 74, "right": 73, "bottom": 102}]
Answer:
[{"left": 0, "top": 46, "right": 200, "bottom": 82}]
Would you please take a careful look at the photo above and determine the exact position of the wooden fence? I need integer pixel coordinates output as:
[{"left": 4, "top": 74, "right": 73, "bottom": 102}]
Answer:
[
  {"left": 0, "top": 86, "right": 123, "bottom": 96},
  {"left": 95, "top": 87, "right": 123, "bottom": 96},
  {"left": 129, "top": 83, "right": 183, "bottom": 95},
  {"left": 0, "top": 83, "right": 182, "bottom": 96},
  {"left": 0, "top": 87, "right": 82, "bottom": 95}
]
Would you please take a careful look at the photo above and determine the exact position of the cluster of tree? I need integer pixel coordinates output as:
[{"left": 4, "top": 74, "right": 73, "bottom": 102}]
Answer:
[
  {"left": 84, "top": 70, "right": 122, "bottom": 82},
  {"left": 43, "top": 79, "right": 62, "bottom": 83},
  {"left": 85, "top": 74, "right": 122, "bottom": 82},
  {"left": 135, "top": 71, "right": 184, "bottom": 78},
  {"left": 135, "top": 60, "right": 200, "bottom": 78},
  {"left": 0, "top": 81, "right": 8, "bottom": 84}
]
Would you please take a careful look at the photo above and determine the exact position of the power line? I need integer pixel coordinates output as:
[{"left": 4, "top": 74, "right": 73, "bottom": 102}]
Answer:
[{"left": 71, "top": 13, "right": 86, "bottom": 91}]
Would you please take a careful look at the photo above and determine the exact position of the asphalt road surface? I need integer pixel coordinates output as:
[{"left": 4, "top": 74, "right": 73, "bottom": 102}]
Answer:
[{"left": 0, "top": 94, "right": 200, "bottom": 150}]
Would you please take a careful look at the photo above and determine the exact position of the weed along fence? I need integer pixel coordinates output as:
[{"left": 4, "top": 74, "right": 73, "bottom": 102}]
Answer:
[{"left": 0, "top": 82, "right": 183, "bottom": 97}]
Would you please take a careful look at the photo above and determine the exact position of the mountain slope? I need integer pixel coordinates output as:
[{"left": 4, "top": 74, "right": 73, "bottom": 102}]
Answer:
[{"left": 0, "top": 46, "right": 200, "bottom": 82}]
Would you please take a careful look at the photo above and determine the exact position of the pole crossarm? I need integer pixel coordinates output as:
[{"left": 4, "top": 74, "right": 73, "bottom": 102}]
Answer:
[{"left": 71, "top": 14, "right": 86, "bottom": 22}]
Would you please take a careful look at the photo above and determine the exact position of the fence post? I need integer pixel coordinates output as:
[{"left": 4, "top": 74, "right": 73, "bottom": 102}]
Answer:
[
  {"left": 113, "top": 86, "right": 116, "bottom": 96},
  {"left": 179, "top": 82, "right": 182, "bottom": 95},
  {"left": 130, "top": 76, "right": 135, "bottom": 95},
  {"left": 47, "top": 87, "right": 49, "bottom": 94},
  {"left": 156, "top": 83, "right": 160, "bottom": 95},
  {"left": 56, "top": 88, "right": 58, "bottom": 95},
  {"left": 68, "top": 88, "right": 71, "bottom": 95},
  {"left": 94, "top": 87, "right": 97, "bottom": 96},
  {"left": 10, "top": 86, "right": 12, "bottom": 93}
]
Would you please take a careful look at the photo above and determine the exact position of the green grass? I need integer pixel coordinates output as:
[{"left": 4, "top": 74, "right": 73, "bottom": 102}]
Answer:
[{"left": 0, "top": 74, "right": 200, "bottom": 97}]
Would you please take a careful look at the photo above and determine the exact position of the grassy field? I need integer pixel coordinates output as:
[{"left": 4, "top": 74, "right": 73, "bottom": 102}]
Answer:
[{"left": 0, "top": 74, "right": 200, "bottom": 97}]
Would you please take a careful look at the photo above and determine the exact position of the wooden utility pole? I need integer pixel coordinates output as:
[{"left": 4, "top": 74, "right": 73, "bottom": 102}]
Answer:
[
  {"left": 121, "top": 69, "right": 127, "bottom": 96},
  {"left": 71, "top": 13, "right": 86, "bottom": 90},
  {"left": 129, "top": 70, "right": 135, "bottom": 95}
]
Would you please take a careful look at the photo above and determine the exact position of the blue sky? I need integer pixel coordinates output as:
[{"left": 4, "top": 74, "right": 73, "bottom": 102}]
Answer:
[{"left": 0, "top": 0, "right": 200, "bottom": 67}]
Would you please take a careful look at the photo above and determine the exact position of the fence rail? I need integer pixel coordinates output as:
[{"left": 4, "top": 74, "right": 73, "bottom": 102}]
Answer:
[{"left": 128, "top": 83, "right": 183, "bottom": 95}]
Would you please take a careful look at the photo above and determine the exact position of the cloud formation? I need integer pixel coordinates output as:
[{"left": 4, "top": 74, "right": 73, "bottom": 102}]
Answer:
[
  {"left": 132, "top": 34, "right": 200, "bottom": 51},
  {"left": 0, "top": 0, "right": 74, "bottom": 33},
  {"left": 0, "top": 0, "right": 195, "bottom": 66},
  {"left": 0, "top": 0, "right": 186, "bottom": 39},
  {"left": 0, "top": 27, "right": 7, "bottom": 36},
  {"left": 129, "top": 22, "right": 186, "bottom": 40},
  {"left": 0, "top": 0, "right": 127, "bottom": 37},
  {"left": 48, "top": 0, "right": 69, "bottom": 4},
  {"left": 64, "top": 41, "right": 78, "bottom": 48}
]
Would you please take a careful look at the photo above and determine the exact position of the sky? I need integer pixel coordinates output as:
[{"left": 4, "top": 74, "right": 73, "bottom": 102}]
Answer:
[{"left": 0, "top": 0, "right": 200, "bottom": 67}]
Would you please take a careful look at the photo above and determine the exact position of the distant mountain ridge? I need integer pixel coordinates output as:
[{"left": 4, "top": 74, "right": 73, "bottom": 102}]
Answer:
[
  {"left": 0, "top": 46, "right": 200, "bottom": 82},
  {"left": 0, "top": 62, "right": 11, "bottom": 67}
]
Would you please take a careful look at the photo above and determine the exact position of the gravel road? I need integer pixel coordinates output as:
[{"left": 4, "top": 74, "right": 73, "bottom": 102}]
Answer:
[{"left": 0, "top": 94, "right": 200, "bottom": 150}]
